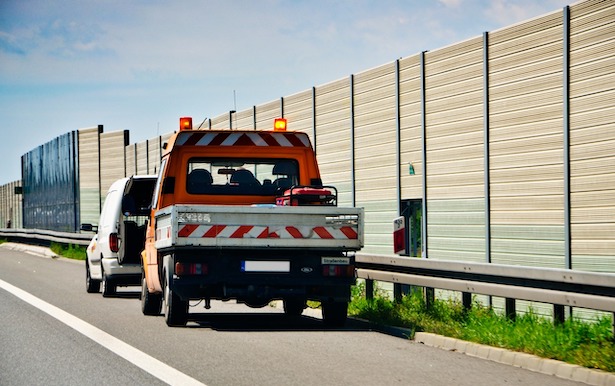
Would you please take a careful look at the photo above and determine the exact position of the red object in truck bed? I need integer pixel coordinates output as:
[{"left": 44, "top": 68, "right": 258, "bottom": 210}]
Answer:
[{"left": 276, "top": 186, "right": 336, "bottom": 206}]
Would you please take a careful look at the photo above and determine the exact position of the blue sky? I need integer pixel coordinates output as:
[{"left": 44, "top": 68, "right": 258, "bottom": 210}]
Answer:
[{"left": 0, "top": 0, "right": 572, "bottom": 183}]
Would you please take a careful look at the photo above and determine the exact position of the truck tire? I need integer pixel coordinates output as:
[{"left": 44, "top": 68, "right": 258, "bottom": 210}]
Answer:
[
  {"left": 85, "top": 260, "right": 100, "bottom": 293},
  {"left": 322, "top": 301, "right": 348, "bottom": 328},
  {"left": 101, "top": 266, "right": 116, "bottom": 297},
  {"left": 283, "top": 298, "right": 306, "bottom": 317},
  {"left": 163, "top": 273, "right": 188, "bottom": 326},
  {"left": 141, "top": 273, "right": 162, "bottom": 316}
]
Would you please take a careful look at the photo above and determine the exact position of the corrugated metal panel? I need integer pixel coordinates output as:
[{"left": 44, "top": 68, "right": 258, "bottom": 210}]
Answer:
[
  {"left": 136, "top": 141, "right": 148, "bottom": 175},
  {"left": 284, "top": 89, "right": 313, "bottom": 137},
  {"left": 360, "top": 200, "right": 398, "bottom": 255},
  {"left": 353, "top": 63, "right": 398, "bottom": 254},
  {"left": 488, "top": 11, "right": 565, "bottom": 267},
  {"left": 148, "top": 137, "right": 161, "bottom": 175},
  {"left": 569, "top": 0, "right": 615, "bottom": 272},
  {"left": 421, "top": 37, "right": 485, "bottom": 261},
  {"left": 314, "top": 78, "right": 352, "bottom": 206},
  {"left": 100, "top": 131, "right": 126, "bottom": 199},
  {"left": 234, "top": 109, "right": 254, "bottom": 130},
  {"left": 78, "top": 128, "right": 101, "bottom": 226},
  {"left": 0, "top": 184, "right": 5, "bottom": 227},
  {"left": 399, "top": 54, "right": 423, "bottom": 199},
  {"left": 255, "top": 100, "right": 281, "bottom": 130},
  {"left": 425, "top": 36, "right": 484, "bottom": 211},
  {"left": 0, "top": 180, "right": 22, "bottom": 228},
  {"left": 428, "top": 198, "right": 485, "bottom": 262},
  {"left": 209, "top": 113, "right": 228, "bottom": 129},
  {"left": 125, "top": 143, "right": 136, "bottom": 177},
  {"left": 13, "top": 181, "right": 22, "bottom": 228},
  {"left": 354, "top": 62, "right": 397, "bottom": 201}
]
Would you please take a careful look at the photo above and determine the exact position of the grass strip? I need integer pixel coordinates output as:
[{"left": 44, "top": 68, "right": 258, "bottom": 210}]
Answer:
[
  {"left": 50, "top": 242, "right": 87, "bottom": 260},
  {"left": 348, "top": 284, "right": 615, "bottom": 373}
]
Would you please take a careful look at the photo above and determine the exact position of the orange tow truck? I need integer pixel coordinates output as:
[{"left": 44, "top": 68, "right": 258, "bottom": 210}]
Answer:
[{"left": 140, "top": 117, "right": 364, "bottom": 327}]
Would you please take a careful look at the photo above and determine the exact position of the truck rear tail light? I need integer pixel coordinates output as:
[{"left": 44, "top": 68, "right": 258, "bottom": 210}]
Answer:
[
  {"left": 109, "top": 233, "right": 119, "bottom": 253},
  {"left": 322, "top": 264, "right": 355, "bottom": 277},
  {"left": 175, "top": 262, "right": 208, "bottom": 276}
]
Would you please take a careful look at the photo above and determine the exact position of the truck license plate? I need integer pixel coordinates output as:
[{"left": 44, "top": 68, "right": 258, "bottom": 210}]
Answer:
[{"left": 241, "top": 261, "right": 290, "bottom": 272}]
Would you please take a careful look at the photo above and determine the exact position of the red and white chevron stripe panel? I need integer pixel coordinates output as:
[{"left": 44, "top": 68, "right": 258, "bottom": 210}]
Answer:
[
  {"left": 177, "top": 224, "right": 358, "bottom": 240},
  {"left": 175, "top": 131, "right": 311, "bottom": 148}
]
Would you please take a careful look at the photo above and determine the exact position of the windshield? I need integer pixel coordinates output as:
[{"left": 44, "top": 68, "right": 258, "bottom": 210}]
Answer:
[{"left": 186, "top": 158, "right": 299, "bottom": 195}]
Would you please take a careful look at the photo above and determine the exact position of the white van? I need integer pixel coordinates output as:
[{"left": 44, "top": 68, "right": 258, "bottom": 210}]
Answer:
[{"left": 81, "top": 175, "right": 157, "bottom": 297}]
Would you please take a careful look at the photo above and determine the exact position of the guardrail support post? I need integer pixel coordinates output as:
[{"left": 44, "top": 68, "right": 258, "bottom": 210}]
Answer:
[
  {"left": 365, "top": 279, "right": 374, "bottom": 301},
  {"left": 505, "top": 298, "right": 516, "bottom": 321},
  {"left": 394, "top": 283, "right": 402, "bottom": 303},
  {"left": 554, "top": 304, "right": 565, "bottom": 325},
  {"left": 425, "top": 287, "right": 434, "bottom": 310},
  {"left": 394, "top": 284, "right": 410, "bottom": 303},
  {"left": 462, "top": 292, "right": 472, "bottom": 311}
]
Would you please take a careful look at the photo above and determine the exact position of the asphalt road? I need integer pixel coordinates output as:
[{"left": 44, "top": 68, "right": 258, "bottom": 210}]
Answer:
[{"left": 0, "top": 245, "right": 585, "bottom": 386}]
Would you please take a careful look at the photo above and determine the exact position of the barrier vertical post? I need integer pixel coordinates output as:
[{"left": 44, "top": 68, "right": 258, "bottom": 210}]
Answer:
[
  {"left": 366, "top": 279, "right": 374, "bottom": 301},
  {"left": 505, "top": 298, "right": 516, "bottom": 321}
]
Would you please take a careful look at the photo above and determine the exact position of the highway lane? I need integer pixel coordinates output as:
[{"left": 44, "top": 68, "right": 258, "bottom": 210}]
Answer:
[{"left": 0, "top": 245, "right": 584, "bottom": 386}]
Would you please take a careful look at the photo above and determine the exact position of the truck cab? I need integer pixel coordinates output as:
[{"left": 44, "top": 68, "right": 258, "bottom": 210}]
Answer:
[
  {"left": 141, "top": 118, "right": 363, "bottom": 327},
  {"left": 82, "top": 175, "right": 156, "bottom": 296}
]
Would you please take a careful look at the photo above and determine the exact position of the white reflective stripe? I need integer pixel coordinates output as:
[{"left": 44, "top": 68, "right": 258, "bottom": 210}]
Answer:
[
  {"left": 188, "top": 225, "right": 211, "bottom": 237},
  {"left": 325, "top": 227, "right": 350, "bottom": 239},
  {"left": 195, "top": 133, "right": 218, "bottom": 146},
  {"left": 175, "top": 134, "right": 191, "bottom": 146},
  {"left": 0, "top": 279, "right": 206, "bottom": 386},
  {"left": 246, "top": 132, "right": 268, "bottom": 146},
  {"left": 221, "top": 132, "right": 242, "bottom": 146},
  {"left": 243, "top": 226, "right": 268, "bottom": 238},
  {"left": 297, "top": 134, "right": 311, "bottom": 147},
  {"left": 179, "top": 225, "right": 354, "bottom": 239},
  {"left": 272, "top": 133, "right": 293, "bottom": 147}
]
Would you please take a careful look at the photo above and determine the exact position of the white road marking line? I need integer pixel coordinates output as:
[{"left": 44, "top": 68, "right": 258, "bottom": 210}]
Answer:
[{"left": 0, "top": 279, "right": 206, "bottom": 386}]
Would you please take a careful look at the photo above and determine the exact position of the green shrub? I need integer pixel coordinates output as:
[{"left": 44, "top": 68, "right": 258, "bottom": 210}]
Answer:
[{"left": 50, "top": 242, "right": 87, "bottom": 260}]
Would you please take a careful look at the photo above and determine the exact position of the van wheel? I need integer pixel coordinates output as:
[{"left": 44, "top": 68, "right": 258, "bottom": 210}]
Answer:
[
  {"left": 101, "top": 266, "right": 116, "bottom": 297},
  {"left": 322, "top": 301, "right": 348, "bottom": 328},
  {"left": 85, "top": 260, "right": 100, "bottom": 293},
  {"left": 163, "top": 273, "right": 188, "bottom": 326},
  {"left": 141, "top": 272, "right": 162, "bottom": 316}
]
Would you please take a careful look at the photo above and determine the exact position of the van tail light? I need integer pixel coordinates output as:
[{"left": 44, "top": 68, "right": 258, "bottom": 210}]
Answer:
[
  {"left": 109, "top": 233, "right": 119, "bottom": 253},
  {"left": 322, "top": 264, "right": 355, "bottom": 277},
  {"left": 175, "top": 262, "right": 208, "bottom": 276}
]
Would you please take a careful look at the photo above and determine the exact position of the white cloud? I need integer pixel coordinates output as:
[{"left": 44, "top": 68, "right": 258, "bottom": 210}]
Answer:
[{"left": 438, "top": 0, "right": 463, "bottom": 7}]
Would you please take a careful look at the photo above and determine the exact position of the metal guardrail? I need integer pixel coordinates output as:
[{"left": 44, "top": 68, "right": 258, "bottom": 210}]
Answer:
[
  {"left": 1, "top": 228, "right": 613, "bottom": 315},
  {"left": 355, "top": 253, "right": 615, "bottom": 314},
  {"left": 0, "top": 228, "right": 92, "bottom": 247}
]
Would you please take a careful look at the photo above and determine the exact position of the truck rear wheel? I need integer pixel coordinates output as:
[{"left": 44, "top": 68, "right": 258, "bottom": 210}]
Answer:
[
  {"left": 163, "top": 273, "right": 188, "bottom": 326},
  {"left": 141, "top": 273, "right": 162, "bottom": 316},
  {"left": 322, "top": 301, "right": 348, "bottom": 328},
  {"left": 283, "top": 298, "right": 306, "bottom": 317}
]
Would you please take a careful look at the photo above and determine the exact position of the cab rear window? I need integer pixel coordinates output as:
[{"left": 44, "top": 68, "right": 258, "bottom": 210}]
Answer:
[{"left": 186, "top": 158, "right": 298, "bottom": 196}]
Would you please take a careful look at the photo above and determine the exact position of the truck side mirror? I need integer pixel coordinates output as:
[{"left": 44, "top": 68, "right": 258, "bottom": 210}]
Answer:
[{"left": 162, "top": 177, "right": 175, "bottom": 194}]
